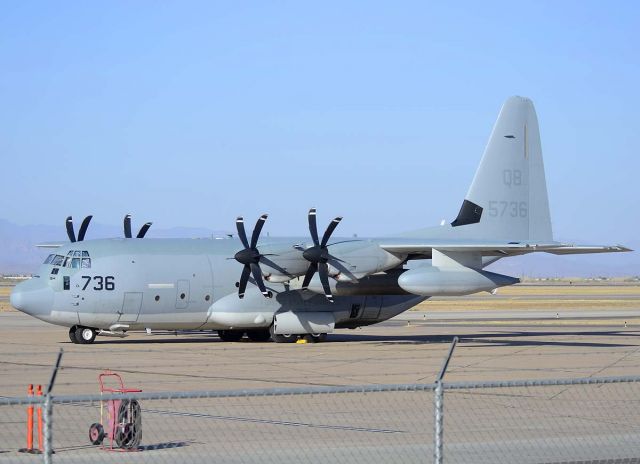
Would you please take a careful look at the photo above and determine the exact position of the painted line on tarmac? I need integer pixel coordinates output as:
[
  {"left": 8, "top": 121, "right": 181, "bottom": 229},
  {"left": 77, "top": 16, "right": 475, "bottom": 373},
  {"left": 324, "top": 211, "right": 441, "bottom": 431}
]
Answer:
[{"left": 142, "top": 407, "right": 404, "bottom": 434}]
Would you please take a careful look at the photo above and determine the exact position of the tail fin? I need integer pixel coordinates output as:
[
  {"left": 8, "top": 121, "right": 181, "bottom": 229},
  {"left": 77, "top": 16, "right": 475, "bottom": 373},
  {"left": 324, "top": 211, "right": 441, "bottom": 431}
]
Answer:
[{"left": 450, "top": 96, "right": 553, "bottom": 242}]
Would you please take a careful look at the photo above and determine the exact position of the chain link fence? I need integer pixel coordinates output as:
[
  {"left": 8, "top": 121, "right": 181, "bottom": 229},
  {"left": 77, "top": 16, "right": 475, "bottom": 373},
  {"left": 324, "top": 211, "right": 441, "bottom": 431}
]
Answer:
[{"left": 1, "top": 378, "right": 639, "bottom": 463}]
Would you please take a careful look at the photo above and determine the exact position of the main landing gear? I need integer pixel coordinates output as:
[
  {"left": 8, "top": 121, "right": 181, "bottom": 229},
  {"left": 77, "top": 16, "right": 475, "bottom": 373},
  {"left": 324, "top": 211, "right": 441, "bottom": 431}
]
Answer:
[
  {"left": 216, "top": 327, "right": 328, "bottom": 343},
  {"left": 69, "top": 325, "right": 97, "bottom": 344}
]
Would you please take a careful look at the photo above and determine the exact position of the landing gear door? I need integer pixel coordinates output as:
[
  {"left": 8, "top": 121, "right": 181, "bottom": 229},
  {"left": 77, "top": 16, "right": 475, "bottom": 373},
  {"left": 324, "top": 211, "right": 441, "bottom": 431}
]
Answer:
[
  {"left": 119, "top": 292, "right": 143, "bottom": 323},
  {"left": 175, "top": 280, "right": 190, "bottom": 309},
  {"left": 362, "top": 295, "right": 382, "bottom": 320}
]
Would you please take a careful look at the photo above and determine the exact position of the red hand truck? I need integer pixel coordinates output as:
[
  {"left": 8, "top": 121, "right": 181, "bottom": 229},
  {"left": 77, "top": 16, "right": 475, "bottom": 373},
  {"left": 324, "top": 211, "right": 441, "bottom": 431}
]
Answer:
[{"left": 89, "top": 370, "right": 142, "bottom": 451}]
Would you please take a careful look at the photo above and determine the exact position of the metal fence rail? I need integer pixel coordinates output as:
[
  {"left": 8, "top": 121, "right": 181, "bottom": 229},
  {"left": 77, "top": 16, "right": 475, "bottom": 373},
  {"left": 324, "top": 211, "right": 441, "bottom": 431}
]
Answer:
[{"left": 1, "top": 375, "right": 640, "bottom": 463}]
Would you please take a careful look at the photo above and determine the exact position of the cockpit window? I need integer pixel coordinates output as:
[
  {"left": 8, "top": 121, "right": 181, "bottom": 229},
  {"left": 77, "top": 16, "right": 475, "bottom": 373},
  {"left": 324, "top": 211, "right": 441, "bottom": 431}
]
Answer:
[
  {"left": 51, "top": 255, "right": 64, "bottom": 266},
  {"left": 44, "top": 254, "right": 55, "bottom": 264},
  {"left": 61, "top": 250, "right": 91, "bottom": 268}
]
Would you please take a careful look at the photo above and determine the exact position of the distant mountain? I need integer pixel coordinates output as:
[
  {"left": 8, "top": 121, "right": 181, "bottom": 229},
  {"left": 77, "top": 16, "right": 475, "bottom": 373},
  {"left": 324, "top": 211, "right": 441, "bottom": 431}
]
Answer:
[{"left": 0, "top": 218, "right": 636, "bottom": 277}]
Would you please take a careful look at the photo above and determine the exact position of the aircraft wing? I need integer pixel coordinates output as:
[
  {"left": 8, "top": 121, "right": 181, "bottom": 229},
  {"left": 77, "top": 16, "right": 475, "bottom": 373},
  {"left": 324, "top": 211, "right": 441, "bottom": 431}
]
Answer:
[
  {"left": 36, "top": 242, "right": 66, "bottom": 249},
  {"left": 379, "top": 240, "right": 632, "bottom": 257}
]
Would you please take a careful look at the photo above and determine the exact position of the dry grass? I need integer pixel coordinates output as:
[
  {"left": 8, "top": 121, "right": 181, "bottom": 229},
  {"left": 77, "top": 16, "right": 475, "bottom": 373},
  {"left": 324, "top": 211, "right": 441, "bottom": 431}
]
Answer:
[{"left": 416, "top": 284, "right": 640, "bottom": 312}]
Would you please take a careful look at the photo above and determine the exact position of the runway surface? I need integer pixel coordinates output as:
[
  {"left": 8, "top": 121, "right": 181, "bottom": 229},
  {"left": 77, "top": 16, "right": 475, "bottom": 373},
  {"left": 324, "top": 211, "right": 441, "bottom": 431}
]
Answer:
[
  {"left": 0, "top": 308, "right": 639, "bottom": 394},
  {"left": 0, "top": 289, "right": 639, "bottom": 463}
]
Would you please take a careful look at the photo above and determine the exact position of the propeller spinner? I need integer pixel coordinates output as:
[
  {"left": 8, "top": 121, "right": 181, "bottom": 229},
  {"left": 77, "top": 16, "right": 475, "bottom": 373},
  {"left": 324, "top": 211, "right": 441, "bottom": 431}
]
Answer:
[
  {"left": 234, "top": 214, "right": 271, "bottom": 299},
  {"left": 124, "top": 214, "right": 152, "bottom": 238},
  {"left": 65, "top": 215, "right": 93, "bottom": 242},
  {"left": 301, "top": 208, "right": 343, "bottom": 302}
]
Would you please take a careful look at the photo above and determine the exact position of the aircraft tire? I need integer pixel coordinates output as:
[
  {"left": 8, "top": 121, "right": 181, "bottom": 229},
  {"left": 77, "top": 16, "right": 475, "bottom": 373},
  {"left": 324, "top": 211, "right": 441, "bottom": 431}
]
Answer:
[
  {"left": 269, "top": 325, "right": 297, "bottom": 343},
  {"left": 75, "top": 326, "right": 97, "bottom": 344},
  {"left": 304, "top": 333, "right": 327, "bottom": 343},
  {"left": 217, "top": 330, "right": 244, "bottom": 342},
  {"left": 69, "top": 326, "right": 80, "bottom": 344},
  {"left": 246, "top": 329, "right": 271, "bottom": 342}
]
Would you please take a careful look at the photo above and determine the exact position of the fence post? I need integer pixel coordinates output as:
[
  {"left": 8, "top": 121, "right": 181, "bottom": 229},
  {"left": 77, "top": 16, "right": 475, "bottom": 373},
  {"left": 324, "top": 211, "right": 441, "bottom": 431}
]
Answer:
[
  {"left": 433, "top": 336, "right": 458, "bottom": 464},
  {"left": 434, "top": 380, "right": 444, "bottom": 464},
  {"left": 43, "top": 395, "right": 53, "bottom": 464},
  {"left": 43, "top": 348, "right": 63, "bottom": 463}
]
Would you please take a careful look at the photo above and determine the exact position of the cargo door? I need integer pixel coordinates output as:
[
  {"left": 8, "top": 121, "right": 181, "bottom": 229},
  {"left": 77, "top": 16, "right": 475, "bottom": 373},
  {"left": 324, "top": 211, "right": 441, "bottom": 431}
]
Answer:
[
  {"left": 175, "top": 279, "right": 190, "bottom": 309},
  {"left": 119, "top": 292, "right": 143, "bottom": 323},
  {"left": 361, "top": 295, "right": 382, "bottom": 320}
]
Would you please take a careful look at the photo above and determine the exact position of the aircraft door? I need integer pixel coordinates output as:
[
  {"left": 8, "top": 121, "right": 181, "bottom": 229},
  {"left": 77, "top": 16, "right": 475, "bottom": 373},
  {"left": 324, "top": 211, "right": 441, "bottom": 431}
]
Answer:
[
  {"left": 119, "top": 292, "right": 143, "bottom": 323},
  {"left": 361, "top": 295, "right": 382, "bottom": 320},
  {"left": 176, "top": 280, "right": 190, "bottom": 309}
]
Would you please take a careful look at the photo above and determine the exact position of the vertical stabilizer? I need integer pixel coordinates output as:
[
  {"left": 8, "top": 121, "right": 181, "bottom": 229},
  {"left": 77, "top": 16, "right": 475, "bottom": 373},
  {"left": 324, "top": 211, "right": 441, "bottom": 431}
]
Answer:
[{"left": 451, "top": 96, "right": 553, "bottom": 242}]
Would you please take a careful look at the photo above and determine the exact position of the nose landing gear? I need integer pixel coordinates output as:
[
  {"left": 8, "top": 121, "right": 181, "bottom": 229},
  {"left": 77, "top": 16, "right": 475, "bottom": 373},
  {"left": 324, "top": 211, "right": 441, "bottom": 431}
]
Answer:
[{"left": 69, "top": 325, "right": 97, "bottom": 344}]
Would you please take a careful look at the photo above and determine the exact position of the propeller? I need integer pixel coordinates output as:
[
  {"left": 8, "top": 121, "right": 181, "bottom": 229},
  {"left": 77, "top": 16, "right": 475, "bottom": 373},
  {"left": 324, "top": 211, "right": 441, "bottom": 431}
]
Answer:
[
  {"left": 124, "top": 214, "right": 152, "bottom": 238},
  {"left": 301, "top": 208, "right": 343, "bottom": 302},
  {"left": 65, "top": 215, "right": 93, "bottom": 242},
  {"left": 233, "top": 214, "right": 271, "bottom": 299}
]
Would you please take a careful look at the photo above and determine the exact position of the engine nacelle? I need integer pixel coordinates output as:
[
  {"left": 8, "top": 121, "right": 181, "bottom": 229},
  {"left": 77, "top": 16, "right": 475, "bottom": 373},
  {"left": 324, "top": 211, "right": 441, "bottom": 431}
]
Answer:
[
  {"left": 397, "top": 266, "right": 519, "bottom": 296},
  {"left": 305, "top": 270, "right": 409, "bottom": 296},
  {"left": 273, "top": 311, "right": 335, "bottom": 335}
]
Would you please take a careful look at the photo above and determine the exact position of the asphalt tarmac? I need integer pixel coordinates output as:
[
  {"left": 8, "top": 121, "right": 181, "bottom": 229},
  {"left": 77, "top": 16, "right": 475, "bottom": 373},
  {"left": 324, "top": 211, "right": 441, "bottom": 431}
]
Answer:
[{"left": 1, "top": 304, "right": 639, "bottom": 463}]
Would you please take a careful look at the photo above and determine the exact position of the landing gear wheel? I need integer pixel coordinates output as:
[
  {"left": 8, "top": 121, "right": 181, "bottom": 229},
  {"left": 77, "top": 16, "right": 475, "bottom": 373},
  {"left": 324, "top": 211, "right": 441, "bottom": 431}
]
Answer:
[
  {"left": 89, "top": 422, "right": 104, "bottom": 445},
  {"left": 75, "top": 326, "right": 96, "bottom": 344},
  {"left": 69, "top": 326, "right": 80, "bottom": 344},
  {"left": 114, "top": 399, "right": 142, "bottom": 449},
  {"left": 217, "top": 330, "right": 244, "bottom": 342},
  {"left": 304, "top": 333, "right": 327, "bottom": 343},
  {"left": 269, "top": 325, "right": 297, "bottom": 343},
  {"left": 246, "top": 329, "right": 272, "bottom": 342}
]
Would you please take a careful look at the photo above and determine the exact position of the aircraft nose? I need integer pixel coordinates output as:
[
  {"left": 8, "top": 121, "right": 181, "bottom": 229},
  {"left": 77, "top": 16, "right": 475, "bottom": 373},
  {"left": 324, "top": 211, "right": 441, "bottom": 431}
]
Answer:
[{"left": 10, "top": 280, "right": 54, "bottom": 317}]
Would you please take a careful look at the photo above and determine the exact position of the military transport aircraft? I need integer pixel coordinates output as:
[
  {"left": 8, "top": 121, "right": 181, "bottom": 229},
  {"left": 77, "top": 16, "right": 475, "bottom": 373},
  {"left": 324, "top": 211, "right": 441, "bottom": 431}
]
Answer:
[{"left": 10, "top": 96, "right": 631, "bottom": 344}]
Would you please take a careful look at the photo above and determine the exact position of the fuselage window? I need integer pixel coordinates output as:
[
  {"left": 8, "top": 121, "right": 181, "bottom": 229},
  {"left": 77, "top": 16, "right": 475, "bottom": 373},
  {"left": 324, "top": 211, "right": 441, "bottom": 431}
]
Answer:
[
  {"left": 51, "top": 255, "right": 64, "bottom": 266},
  {"left": 44, "top": 254, "right": 55, "bottom": 264}
]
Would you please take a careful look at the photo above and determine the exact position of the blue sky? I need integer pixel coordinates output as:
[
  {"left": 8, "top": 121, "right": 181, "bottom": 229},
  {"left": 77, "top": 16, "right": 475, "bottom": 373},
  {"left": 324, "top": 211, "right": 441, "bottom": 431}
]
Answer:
[{"left": 1, "top": 1, "right": 638, "bottom": 244}]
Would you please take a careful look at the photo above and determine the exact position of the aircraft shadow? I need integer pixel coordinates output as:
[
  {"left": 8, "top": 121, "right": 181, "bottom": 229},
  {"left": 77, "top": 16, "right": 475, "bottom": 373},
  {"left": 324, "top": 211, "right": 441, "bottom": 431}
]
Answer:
[
  {"left": 80, "top": 330, "right": 640, "bottom": 348},
  {"left": 330, "top": 330, "right": 639, "bottom": 348}
]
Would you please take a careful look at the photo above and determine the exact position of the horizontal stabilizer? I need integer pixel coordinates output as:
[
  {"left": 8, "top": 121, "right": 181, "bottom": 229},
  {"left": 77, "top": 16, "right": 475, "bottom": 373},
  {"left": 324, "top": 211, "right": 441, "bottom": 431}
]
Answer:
[{"left": 542, "top": 245, "right": 633, "bottom": 255}]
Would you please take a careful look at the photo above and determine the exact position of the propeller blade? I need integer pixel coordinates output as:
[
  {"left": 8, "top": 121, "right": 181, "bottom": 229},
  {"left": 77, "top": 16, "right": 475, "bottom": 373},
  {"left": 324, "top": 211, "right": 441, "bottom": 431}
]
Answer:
[
  {"left": 137, "top": 222, "right": 152, "bottom": 238},
  {"left": 65, "top": 216, "right": 76, "bottom": 243},
  {"left": 320, "top": 217, "right": 342, "bottom": 248},
  {"left": 236, "top": 217, "right": 249, "bottom": 248},
  {"left": 250, "top": 263, "right": 269, "bottom": 296},
  {"left": 124, "top": 214, "right": 132, "bottom": 239},
  {"left": 77, "top": 215, "right": 93, "bottom": 242},
  {"left": 308, "top": 208, "right": 319, "bottom": 246},
  {"left": 301, "top": 262, "right": 318, "bottom": 290},
  {"left": 238, "top": 265, "right": 251, "bottom": 299},
  {"left": 250, "top": 214, "right": 268, "bottom": 249},
  {"left": 318, "top": 262, "right": 334, "bottom": 302}
]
